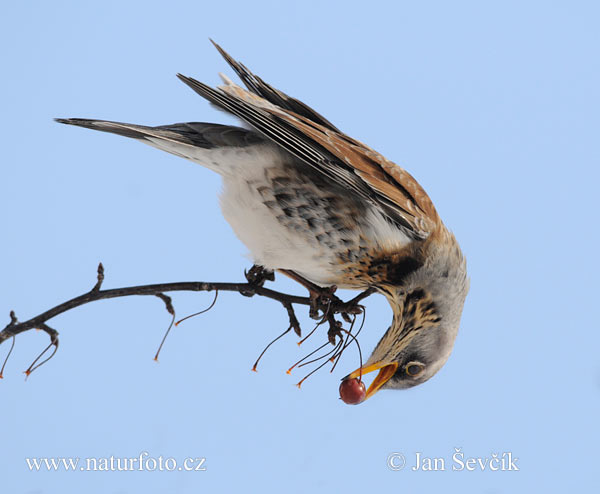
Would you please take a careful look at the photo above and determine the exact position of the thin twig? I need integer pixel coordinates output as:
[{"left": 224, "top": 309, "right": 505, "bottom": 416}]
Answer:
[
  {"left": 0, "top": 265, "right": 376, "bottom": 379},
  {"left": 0, "top": 281, "right": 311, "bottom": 345},
  {"left": 296, "top": 339, "right": 344, "bottom": 388},
  {"left": 175, "top": 291, "right": 218, "bottom": 326},
  {"left": 252, "top": 325, "right": 293, "bottom": 372},
  {"left": 282, "top": 301, "right": 301, "bottom": 337},
  {"left": 0, "top": 336, "right": 15, "bottom": 378},
  {"left": 91, "top": 263, "right": 105, "bottom": 292},
  {"left": 23, "top": 323, "right": 59, "bottom": 378}
]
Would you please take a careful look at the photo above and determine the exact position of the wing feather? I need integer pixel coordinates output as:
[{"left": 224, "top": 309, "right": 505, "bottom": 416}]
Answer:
[{"left": 177, "top": 44, "right": 440, "bottom": 238}]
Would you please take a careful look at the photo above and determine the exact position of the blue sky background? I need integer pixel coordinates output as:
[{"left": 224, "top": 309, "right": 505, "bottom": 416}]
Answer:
[{"left": 1, "top": 1, "right": 599, "bottom": 493}]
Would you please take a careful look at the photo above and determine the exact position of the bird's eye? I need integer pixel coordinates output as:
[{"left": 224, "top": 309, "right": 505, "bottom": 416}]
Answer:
[{"left": 405, "top": 362, "right": 425, "bottom": 377}]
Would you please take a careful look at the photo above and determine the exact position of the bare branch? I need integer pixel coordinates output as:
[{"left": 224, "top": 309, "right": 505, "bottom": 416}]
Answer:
[
  {"left": 0, "top": 264, "right": 376, "bottom": 379},
  {"left": 1, "top": 281, "right": 309, "bottom": 345}
]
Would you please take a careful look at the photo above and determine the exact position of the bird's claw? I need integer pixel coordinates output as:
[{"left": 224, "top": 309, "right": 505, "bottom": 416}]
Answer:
[
  {"left": 241, "top": 265, "right": 275, "bottom": 297},
  {"left": 244, "top": 264, "right": 275, "bottom": 287}
]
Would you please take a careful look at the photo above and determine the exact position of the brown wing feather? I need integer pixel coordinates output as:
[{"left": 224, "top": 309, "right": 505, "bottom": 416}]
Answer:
[
  {"left": 210, "top": 40, "right": 341, "bottom": 133},
  {"left": 177, "top": 43, "right": 441, "bottom": 238},
  {"left": 267, "top": 109, "right": 439, "bottom": 234}
]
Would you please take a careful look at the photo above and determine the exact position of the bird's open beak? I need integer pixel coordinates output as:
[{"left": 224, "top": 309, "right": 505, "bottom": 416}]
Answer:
[{"left": 344, "top": 361, "right": 399, "bottom": 400}]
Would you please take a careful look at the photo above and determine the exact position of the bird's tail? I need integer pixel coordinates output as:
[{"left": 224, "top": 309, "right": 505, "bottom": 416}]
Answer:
[{"left": 55, "top": 118, "right": 265, "bottom": 175}]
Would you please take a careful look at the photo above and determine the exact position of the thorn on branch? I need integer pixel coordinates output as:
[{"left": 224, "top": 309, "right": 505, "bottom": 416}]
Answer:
[{"left": 91, "top": 263, "right": 105, "bottom": 292}]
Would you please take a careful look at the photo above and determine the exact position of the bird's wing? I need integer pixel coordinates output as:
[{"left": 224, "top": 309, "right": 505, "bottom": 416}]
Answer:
[
  {"left": 210, "top": 40, "right": 341, "bottom": 133},
  {"left": 178, "top": 43, "right": 439, "bottom": 239}
]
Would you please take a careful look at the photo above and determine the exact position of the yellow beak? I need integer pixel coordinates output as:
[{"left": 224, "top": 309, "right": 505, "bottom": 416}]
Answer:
[{"left": 344, "top": 361, "right": 399, "bottom": 400}]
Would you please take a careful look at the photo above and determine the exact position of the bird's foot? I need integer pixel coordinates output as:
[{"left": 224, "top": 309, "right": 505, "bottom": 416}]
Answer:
[
  {"left": 245, "top": 264, "right": 275, "bottom": 286},
  {"left": 307, "top": 284, "right": 342, "bottom": 320},
  {"left": 240, "top": 265, "right": 275, "bottom": 297},
  {"left": 277, "top": 268, "right": 370, "bottom": 321}
]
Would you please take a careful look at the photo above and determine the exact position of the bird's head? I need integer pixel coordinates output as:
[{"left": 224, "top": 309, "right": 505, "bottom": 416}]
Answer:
[{"left": 343, "top": 231, "right": 468, "bottom": 401}]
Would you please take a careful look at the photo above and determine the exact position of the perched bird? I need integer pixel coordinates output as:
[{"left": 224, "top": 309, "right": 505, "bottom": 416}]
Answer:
[{"left": 56, "top": 41, "right": 468, "bottom": 401}]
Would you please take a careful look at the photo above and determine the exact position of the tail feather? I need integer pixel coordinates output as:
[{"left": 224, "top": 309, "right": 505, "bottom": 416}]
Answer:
[
  {"left": 55, "top": 118, "right": 268, "bottom": 175},
  {"left": 55, "top": 118, "right": 262, "bottom": 148}
]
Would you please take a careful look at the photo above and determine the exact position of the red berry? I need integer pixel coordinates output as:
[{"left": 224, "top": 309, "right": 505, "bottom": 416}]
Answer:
[{"left": 339, "top": 378, "right": 366, "bottom": 405}]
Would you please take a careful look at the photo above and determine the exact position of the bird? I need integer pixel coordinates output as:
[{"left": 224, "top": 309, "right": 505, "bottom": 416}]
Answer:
[{"left": 56, "top": 41, "right": 468, "bottom": 401}]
